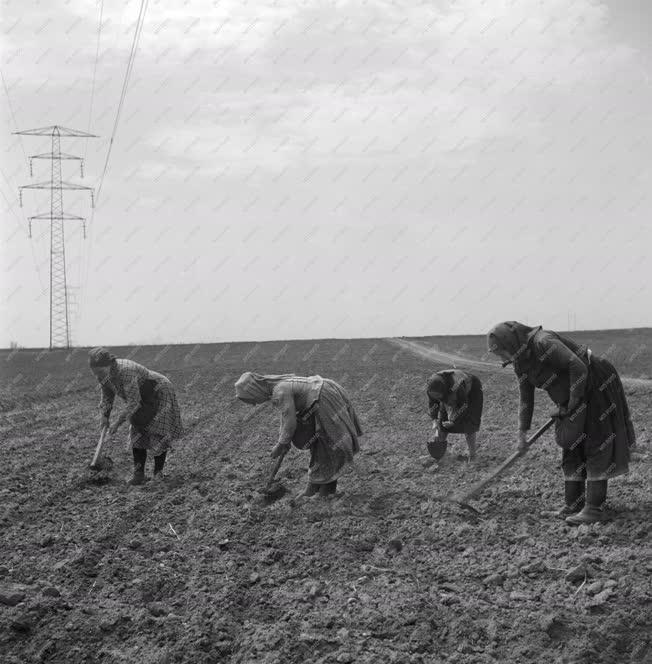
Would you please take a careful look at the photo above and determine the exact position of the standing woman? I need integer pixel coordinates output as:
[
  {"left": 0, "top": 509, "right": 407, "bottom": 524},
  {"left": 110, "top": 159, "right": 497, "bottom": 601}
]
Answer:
[
  {"left": 235, "top": 372, "right": 363, "bottom": 497},
  {"left": 88, "top": 348, "right": 183, "bottom": 485},
  {"left": 487, "top": 322, "right": 635, "bottom": 524},
  {"left": 426, "top": 370, "right": 483, "bottom": 460}
]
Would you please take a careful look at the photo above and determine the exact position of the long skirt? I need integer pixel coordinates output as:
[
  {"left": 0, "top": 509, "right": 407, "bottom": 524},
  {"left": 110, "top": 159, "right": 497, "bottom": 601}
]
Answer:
[
  {"left": 439, "top": 376, "right": 483, "bottom": 434},
  {"left": 130, "top": 376, "right": 183, "bottom": 457},
  {"left": 556, "top": 357, "right": 635, "bottom": 481},
  {"left": 295, "top": 379, "right": 362, "bottom": 484}
]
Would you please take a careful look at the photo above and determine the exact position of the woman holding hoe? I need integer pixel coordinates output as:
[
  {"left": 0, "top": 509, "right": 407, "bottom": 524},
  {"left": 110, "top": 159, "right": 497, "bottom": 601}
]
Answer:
[
  {"left": 89, "top": 348, "right": 183, "bottom": 485},
  {"left": 235, "top": 372, "right": 363, "bottom": 497},
  {"left": 487, "top": 321, "right": 635, "bottom": 524}
]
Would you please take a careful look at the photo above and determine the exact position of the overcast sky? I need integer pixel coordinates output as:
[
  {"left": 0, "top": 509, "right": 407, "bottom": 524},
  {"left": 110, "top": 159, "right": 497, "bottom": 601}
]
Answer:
[{"left": 1, "top": 0, "right": 651, "bottom": 347}]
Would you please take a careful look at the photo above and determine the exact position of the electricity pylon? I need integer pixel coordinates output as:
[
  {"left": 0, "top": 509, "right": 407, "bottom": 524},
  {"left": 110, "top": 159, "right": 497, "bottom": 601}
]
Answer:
[{"left": 16, "top": 125, "right": 96, "bottom": 349}]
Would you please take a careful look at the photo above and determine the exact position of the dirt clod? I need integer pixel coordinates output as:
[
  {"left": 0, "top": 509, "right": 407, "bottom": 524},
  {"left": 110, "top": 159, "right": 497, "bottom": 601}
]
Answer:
[
  {"left": 483, "top": 573, "right": 505, "bottom": 587},
  {"left": 565, "top": 563, "right": 595, "bottom": 583},
  {"left": 147, "top": 602, "right": 168, "bottom": 617},
  {"left": 0, "top": 590, "right": 25, "bottom": 606},
  {"left": 10, "top": 613, "right": 32, "bottom": 632},
  {"left": 386, "top": 539, "right": 403, "bottom": 554},
  {"left": 585, "top": 580, "right": 603, "bottom": 595}
]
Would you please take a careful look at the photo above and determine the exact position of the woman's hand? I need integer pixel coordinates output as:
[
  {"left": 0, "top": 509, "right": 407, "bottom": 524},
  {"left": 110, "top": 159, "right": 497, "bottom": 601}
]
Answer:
[
  {"left": 108, "top": 422, "right": 120, "bottom": 435},
  {"left": 549, "top": 405, "right": 569, "bottom": 419},
  {"left": 517, "top": 430, "right": 528, "bottom": 453},
  {"left": 441, "top": 420, "right": 455, "bottom": 430},
  {"left": 270, "top": 442, "right": 290, "bottom": 459},
  {"left": 101, "top": 415, "right": 110, "bottom": 431}
]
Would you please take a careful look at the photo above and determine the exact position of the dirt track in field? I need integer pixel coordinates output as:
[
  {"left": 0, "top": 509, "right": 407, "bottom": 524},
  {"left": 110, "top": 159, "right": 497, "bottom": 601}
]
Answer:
[
  {"left": 1, "top": 338, "right": 651, "bottom": 664},
  {"left": 385, "top": 338, "right": 507, "bottom": 372}
]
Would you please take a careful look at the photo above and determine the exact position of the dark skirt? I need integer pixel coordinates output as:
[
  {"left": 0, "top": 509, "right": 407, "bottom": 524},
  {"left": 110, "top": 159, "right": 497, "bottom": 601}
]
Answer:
[
  {"left": 129, "top": 380, "right": 168, "bottom": 455},
  {"left": 441, "top": 376, "right": 483, "bottom": 434},
  {"left": 557, "top": 357, "right": 635, "bottom": 480},
  {"left": 130, "top": 379, "right": 158, "bottom": 428}
]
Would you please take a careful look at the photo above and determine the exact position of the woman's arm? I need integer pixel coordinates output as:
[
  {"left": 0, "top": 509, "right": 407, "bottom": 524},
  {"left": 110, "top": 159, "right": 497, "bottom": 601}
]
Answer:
[
  {"left": 428, "top": 395, "right": 440, "bottom": 421},
  {"left": 109, "top": 369, "right": 142, "bottom": 434},
  {"left": 445, "top": 376, "right": 470, "bottom": 426},
  {"left": 99, "top": 382, "right": 115, "bottom": 424},
  {"left": 271, "top": 382, "right": 297, "bottom": 455},
  {"left": 518, "top": 373, "right": 535, "bottom": 431}
]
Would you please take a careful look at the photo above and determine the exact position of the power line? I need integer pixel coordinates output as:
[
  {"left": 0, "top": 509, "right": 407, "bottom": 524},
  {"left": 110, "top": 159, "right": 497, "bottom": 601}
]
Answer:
[
  {"left": 84, "top": 0, "right": 104, "bottom": 163},
  {"left": 79, "top": 0, "right": 150, "bottom": 340},
  {"left": 95, "top": 0, "right": 149, "bottom": 204}
]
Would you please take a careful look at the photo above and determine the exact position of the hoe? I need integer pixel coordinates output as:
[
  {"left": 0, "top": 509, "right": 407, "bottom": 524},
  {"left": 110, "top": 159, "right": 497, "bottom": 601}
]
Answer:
[
  {"left": 89, "top": 426, "right": 114, "bottom": 473},
  {"left": 436, "top": 418, "right": 555, "bottom": 514}
]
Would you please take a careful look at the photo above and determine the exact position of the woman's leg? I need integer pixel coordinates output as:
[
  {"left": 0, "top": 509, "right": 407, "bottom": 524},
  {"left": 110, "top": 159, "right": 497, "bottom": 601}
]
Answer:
[
  {"left": 566, "top": 480, "right": 607, "bottom": 524},
  {"left": 318, "top": 480, "right": 337, "bottom": 497},
  {"left": 558, "top": 480, "right": 585, "bottom": 517},
  {"left": 153, "top": 451, "right": 167, "bottom": 476},
  {"left": 130, "top": 448, "right": 147, "bottom": 485},
  {"left": 465, "top": 432, "right": 477, "bottom": 460},
  {"left": 306, "top": 436, "right": 344, "bottom": 496}
]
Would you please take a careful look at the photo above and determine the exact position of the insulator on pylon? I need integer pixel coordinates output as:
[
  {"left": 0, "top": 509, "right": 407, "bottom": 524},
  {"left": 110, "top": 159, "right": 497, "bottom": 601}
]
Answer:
[
  {"left": 19, "top": 190, "right": 23, "bottom": 207},
  {"left": 82, "top": 221, "right": 87, "bottom": 239},
  {"left": 90, "top": 192, "right": 95, "bottom": 208},
  {"left": 80, "top": 160, "right": 84, "bottom": 178},
  {"left": 28, "top": 220, "right": 32, "bottom": 238},
  {"left": 29, "top": 159, "right": 33, "bottom": 178}
]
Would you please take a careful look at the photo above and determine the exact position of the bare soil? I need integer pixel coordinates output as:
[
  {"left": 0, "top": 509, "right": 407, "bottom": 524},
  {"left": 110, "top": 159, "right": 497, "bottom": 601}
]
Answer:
[{"left": 1, "top": 336, "right": 650, "bottom": 663}]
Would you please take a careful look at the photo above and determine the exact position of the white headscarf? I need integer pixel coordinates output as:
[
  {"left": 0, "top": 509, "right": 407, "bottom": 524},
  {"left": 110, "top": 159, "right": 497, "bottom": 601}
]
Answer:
[{"left": 234, "top": 372, "right": 296, "bottom": 404}]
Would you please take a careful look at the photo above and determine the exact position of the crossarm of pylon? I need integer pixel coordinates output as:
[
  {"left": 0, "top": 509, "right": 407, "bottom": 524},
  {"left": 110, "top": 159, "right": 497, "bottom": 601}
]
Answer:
[
  {"left": 29, "top": 152, "right": 84, "bottom": 160},
  {"left": 29, "top": 213, "right": 85, "bottom": 220},
  {"left": 13, "top": 125, "right": 98, "bottom": 137},
  {"left": 19, "top": 180, "right": 94, "bottom": 191}
]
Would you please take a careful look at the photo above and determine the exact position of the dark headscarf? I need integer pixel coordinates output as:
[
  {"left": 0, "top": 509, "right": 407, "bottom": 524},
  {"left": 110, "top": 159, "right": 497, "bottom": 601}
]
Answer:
[
  {"left": 88, "top": 347, "right": 117, "bottom": 368},
  {"left": 426, "top": 372, "right": 450, "bottom": 397},
  {"left": 486, "top": 321, "right": 540, "bottom": 367}
]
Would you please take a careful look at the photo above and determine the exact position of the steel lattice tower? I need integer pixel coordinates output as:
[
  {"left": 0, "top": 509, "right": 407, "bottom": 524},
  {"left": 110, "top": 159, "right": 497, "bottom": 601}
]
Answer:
[{"left": 16, "top": 125, "right": 97, "bottom": 349}]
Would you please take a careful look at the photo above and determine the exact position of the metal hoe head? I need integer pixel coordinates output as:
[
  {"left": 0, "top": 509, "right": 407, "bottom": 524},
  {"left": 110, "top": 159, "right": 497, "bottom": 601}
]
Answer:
[
  {"left": 258, "top": 480, "right": 288, "bottom": 504},
  {"left": 427, "top": 437, "right": 448, "bottom": 461},
  {"left": 89, "top": 455, "right": 114, "bottom": 472}
]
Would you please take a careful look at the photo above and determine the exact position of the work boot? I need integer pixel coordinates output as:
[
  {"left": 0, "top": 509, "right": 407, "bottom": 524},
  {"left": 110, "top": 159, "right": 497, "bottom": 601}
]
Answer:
[
  {"left": 128, "top": 467, "right": 146, "bottom": 486},
  {"left": 318, "top": 481, "right": 337, "bottom": 497},
  {"left": 557, "top": 481, "right": 585, "bottom": 518},
  {"left": 466, "top": 433, "right": 477, "bottom": 461},
  {"left": 566, "top": 480, "right": 607, "bottom": 525}
]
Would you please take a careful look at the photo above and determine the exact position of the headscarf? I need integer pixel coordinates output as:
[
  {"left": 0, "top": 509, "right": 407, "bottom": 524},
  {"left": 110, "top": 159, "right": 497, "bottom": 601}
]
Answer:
[
  {"left": 234, "top": 371, "right": 296, "bottom": 404},
  {"left": 88, "top": 347, "right": 117, "bottom": 368},
  {"left": 486, "top": 321, "right": 540, "bottom": 367},
  {"left": 426, "top": 372, "right": 449, "bottom": 397}
]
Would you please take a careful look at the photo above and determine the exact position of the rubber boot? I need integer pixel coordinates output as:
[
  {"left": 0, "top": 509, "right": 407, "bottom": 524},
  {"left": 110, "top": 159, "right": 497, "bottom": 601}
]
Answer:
[
  {"left": 318, "top": 480, "right": 337, "bottom": 497},
  {"left": 565, "top": 480, "right": 607, "bottom": 525},
  {"left": 465, "top": 433, "right": 477, "bottom": 461},
  {"left": 153, "top": 452, "right": 167, "bottom": 478},
  {"left": 129, "top": 449, "right": 147, "bottom": 486},
  {"left": 557, "top": 481, "right": 585, "bottom": 518}
]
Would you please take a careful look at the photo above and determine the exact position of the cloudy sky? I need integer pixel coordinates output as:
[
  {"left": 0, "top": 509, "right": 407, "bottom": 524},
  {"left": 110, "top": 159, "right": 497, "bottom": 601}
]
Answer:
[{"left": 1, "top": 0, "right": 651, "bottom": 347}]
